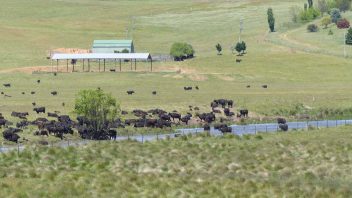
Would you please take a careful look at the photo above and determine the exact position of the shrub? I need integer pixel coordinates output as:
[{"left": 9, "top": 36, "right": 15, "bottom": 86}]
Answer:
[
  {"left": 328, "top": 29, "right": 334, "bottom": 35},
  {"left": 215, "top": 43, "right": 222, "bottom": 55},
  {"left": 300, "top": 8, "right": 320, "bottom": 22},
  {"left": 170, "top": 42, "right": 195, "bottom": 61},
  {"left": 307, "top": 24, "right": 319, "bottom": 32},
  {"left": 345, "top": 27, "right": 352, "bottom": 45},
  {"left": 337, "top": 18, "right": 350, "bottom": 29},
  {"left": 321, "top": 16, "right": 331, "bottom": 28},
  {"left": 330, "top": 8, "right": 341, "bottom": 23}
]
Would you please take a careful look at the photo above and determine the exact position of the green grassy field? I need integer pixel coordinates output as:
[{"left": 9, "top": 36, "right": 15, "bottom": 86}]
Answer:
[
  {"left": 0, "top": 0, "right": 351, "bottom": 117},
  {"left": 1, "top": 126, "right": 352, "bottom": 197}
]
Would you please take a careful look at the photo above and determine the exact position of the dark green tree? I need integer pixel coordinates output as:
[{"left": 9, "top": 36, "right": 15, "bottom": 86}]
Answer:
[
  {"left": 215, "top": 43, "right": 222, "bottom": 55},
  {"left": 267, "top": 8, "right": 275, "bottom": 32},
  {"left": 170, "top": 42, "right": 195, "bottom": 60},
  {"left": 235, "top": 42, "right": 243, "bottom": 55},
  {"left": 345, "top": 27, "right": 352, "bottom": 44}
]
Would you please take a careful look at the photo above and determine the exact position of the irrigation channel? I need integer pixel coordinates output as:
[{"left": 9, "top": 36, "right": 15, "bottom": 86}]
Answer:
[{"left": 1, "top": 119, "right": 352, "bottom": 154}]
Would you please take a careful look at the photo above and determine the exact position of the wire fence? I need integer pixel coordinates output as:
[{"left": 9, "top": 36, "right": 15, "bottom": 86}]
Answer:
[{"left": 1, "top": 119, "right": 352, "bottom": 154}]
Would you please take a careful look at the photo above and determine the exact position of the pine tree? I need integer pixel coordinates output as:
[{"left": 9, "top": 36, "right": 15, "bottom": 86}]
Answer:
[
  {"left": 267, "top": 8, "right": 275, "bottom": 32},
  {"left": 215, "top": 43, "right": 222, "bottom": 55}
]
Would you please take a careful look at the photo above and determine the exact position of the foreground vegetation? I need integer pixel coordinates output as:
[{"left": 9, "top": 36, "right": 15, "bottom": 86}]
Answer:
[{"left": 0, "top": 126, "right": 352, "bottom": 197}]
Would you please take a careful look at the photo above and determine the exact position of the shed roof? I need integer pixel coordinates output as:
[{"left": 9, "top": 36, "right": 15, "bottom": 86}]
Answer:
[
  {"left": 93, "top": 40, "right": 133, "bottom": 47},
  {"left": 51, "top": 53, "right": 151, "bottom": 60}
]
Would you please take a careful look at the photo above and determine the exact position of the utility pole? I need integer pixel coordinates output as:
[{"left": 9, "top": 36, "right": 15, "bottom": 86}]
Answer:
[
  {"left": 239, "top": 17, "right": 244, "bottom": 42},
  {"left": 125, "top": 27, "right": 129, "bottom": 39}
]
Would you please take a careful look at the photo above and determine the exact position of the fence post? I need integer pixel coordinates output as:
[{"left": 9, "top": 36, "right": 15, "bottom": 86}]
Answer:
[
  {"left": 316, "top": 120, "right": 318, "bottom": 128},
  {"left": 327, "top": 120, "right": 329, "bottom": 128},
  {"left": 336, "top": 120, "right": 338, "bottom": 127},
  {"left": 254, "top": 125, "right": 257, "bottom": 135}
]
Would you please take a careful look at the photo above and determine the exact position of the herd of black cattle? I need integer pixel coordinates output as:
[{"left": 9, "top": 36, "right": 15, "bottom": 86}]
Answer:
[{"left": 0, "top": 81, "right": 283, "bottom": 143}]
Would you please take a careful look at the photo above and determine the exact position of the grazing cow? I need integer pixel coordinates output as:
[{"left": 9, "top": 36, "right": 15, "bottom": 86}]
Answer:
[
  {"left": 32, "top": 102, "right": 36, "bottom": 106},
  {"left": 110, "top": 68, "right": 116, "bottom": 72},
  {"left": 159, "top": 114, "right": 171, "bottom": 122},
  {"left": 48, "top": 112, "right": 58, "bottom": 118},
  {"left": 34, "top": 130, "right": 49, "bottom": 136},
  {"left": 51, "top": 91, "right": 58, "bottom": 96},
  {"left": 194, "top": 107, "right": 200, "bottom": 111},
  {"left": 33, "top": 107, "right": 46, "bottom": 114},
  {"left": 246, "top": 85, "right": 251, "bottom": 88},
  {"left": 3, "top": 83, "right": 11, "bottom": 87},
  {"left": 180, "top": 114, "right": 192, "bottom": 125},
  {"left": 195, "top": 86, "right": 199, "bottom": 90},
  {"left": 169, "top": 112, "right": 181, "bottom": 122},
  {"left": 54, "top": 72, "right": 57, "bottom": 76},
  {"left": 22, "top": 92, "right": 25, "bottom": 95},
  {"left": 152, "top": 91, "right": 157, "bottom": 95},
  {"left": 277, "top": 118, "right": 287, "bottom": 124},
  {"left": 109, "top": 129, "right": 117, "bottom": 140},
  {"left": 214, "top": 99, "right": 227, "bottom": 108},
  {"left": 127, "top": 90, "right": 135, "bottom": 95},
  {"left": 31, "top": 91, "right": 35, "bottom": 95},
  {"left": 0, "top": 119, "right": 7, "bottom": 127},
  {"left": 1, "top": 92, "right": 3, "bottom": 95},
  {"left": 214, "top": 124, "right": 232, "bottom": 133},
  {"left": 236, "top": 59, "right": 242, "bottom": 63},
  {"left": 11, "top": 112, "right": 29, "bottom": 118},
  {"left": 37, "top": 80, "right": 41, "bottom": 84},
  {"left": 211, "top": 102, "right": 218, "bottom": 109},
  {"left": 16, "top": 120, "right": 29, "bottom": 128},
  {"left": 262, "top": 85, "right": 268, "bottom": 89},
  {"left": 239, "top": 109, "right": 249, "bottom": 118},
  {"left": 279, "top": 124, "right": 288, "bottom": 131},
  {"left": 3, "top": 130, "right": 20, "bottom": 143},
  {"left": 145, "top": 119, "right": 158, "bottom": 128},
  {"left": 224, "top": 108, "right": 235, "bottom": 117},
  {"left": 184, "top": 86, "right": 192, "bottom": 91},
  {"left": 227, "top": 100, "right": 234, "bottom": 108},
  {"left": 62, "top": 102, "right": 65, "bottom": 107}
]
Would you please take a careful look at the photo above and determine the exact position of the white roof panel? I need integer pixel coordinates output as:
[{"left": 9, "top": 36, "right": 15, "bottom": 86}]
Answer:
[{"left": 51, "top": 53, "right": 151, "bottom": 60}]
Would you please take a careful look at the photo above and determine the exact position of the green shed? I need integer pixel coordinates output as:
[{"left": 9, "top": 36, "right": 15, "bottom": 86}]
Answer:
[{"left": 92, "top": 40, "right": 134, "bottom": 53}]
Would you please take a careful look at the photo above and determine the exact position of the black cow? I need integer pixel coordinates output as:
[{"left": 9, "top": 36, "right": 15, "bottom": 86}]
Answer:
[
  {"left": 22, "top": 92, "right": 25, "bottom": 95},
  {"left": 184, "top": 86, "right": 192, "bottom": 91},
  {"left": 37, "top": 80, "right": 41, "bottom": 84},
  {"left": 33, "top": 107, "right": 45, "bottom": 114},
  {"left": 127, "top": 90, "right": 135, "bottom": 95},
  {"left": 227, "top": 100, "right": 234, "bottom": 108},
  {"left": 152, "top": 91, "right": 157, "bottom": 95},
  {"left": 110, "top": 68, "right": 116, "bottom": 72},
  {"left": 159, "top": 114, "right": 171, "bottom": 122},
  {"left": 0, "top": 119, "right": 7, "bottom": 127},
  {"left": 169, "top": 112, "right": 181, "bottom": 122},
  {"left": 48, "top": 112, "right": 58, "bottom": 118},
  {"left": 279, "top": 124, "right": 288, "bottom": 131},
  {"left": 109, "top": 129, "right": 117, "bottom": 140},
  {"left": 3, "top": 130, "right": 20, "bottom": 143},
  {"left": 16, "top": 120, "right": 29, "bottom": 128},
  {"left": 51, "top": 91, "right": 58, "bottom": 96},
  {"left": 238, "top": 109, "right": 249, "bottom": 118},
  {"left": 236, "top": 59, "right": 242, "bottom": 63},
  {"left": 31, "top": 91, "right": 36, "bottom": 95},
  {"left": 32, "top": 102, "right": 36, "bottom": 106},
  {"left": 262, "top": 85, "right": 268, "bottom": 89},
  {"left": 195, "top": 86, "right": 199, "bottom": 90},
  {"left": 246, "top": 85, "right": 251, "bottom": 88},
  {"left": 277, "top": 118, "right": 287, "bottom": 124},
  {"left": 3, "top": 83, "right": 11, "bottom": 87}
]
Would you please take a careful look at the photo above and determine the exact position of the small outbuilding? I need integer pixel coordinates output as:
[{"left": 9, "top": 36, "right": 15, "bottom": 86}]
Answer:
[{"left": 92, "top": 40, "right": 135, "bottom": 53}]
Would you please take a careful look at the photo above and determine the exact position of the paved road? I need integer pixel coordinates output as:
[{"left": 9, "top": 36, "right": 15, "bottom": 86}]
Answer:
[{"left": 1, "top": 119, "right": 352, "bottom": 153}]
